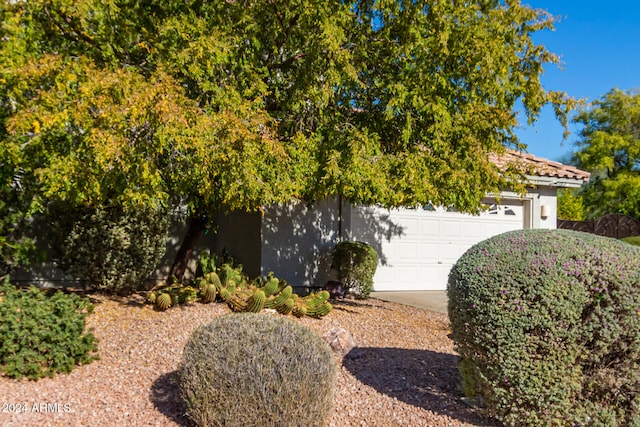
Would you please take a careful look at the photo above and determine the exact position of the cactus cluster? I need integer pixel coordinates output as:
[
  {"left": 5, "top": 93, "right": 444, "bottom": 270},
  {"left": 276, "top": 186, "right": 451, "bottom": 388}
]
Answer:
[
  {"left": 144, "top": 255, "right": 333, "bottom": 318},
  {"left": 292, "top": 290, "right": 332, "bottom": 318},
  {"left": 146, "top": 284, "right": 199, "bottom": 311},
  {"left": 214, "top": 271, "right": 333, "bottom": 319},
  {"left": 196, "top": 272, "right": 220, "bottom": 303}
]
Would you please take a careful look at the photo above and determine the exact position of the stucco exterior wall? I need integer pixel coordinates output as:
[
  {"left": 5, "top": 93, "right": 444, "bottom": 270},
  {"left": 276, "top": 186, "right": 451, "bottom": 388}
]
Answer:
[
  {"left": 533, "top": 187, "right": 558, "bottom": 229},
  {"left": 207, "top": 211, "right": 262, "bottom": 279},
  {"left": 260, "top": 198, "right": 341, "bottom": 290}
]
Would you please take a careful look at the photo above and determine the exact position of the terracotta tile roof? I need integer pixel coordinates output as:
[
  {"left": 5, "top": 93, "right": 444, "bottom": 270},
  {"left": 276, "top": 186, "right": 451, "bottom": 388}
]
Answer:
[{"left": 491, "top": 150, "right": 591, "bottom": 183}]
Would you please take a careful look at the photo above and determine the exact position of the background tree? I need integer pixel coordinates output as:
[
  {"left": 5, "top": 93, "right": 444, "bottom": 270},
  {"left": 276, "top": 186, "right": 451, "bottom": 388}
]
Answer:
[
  {"left": 1, "top": 0, "right": 573, "bottom": 284},
  {"left": 572, "top": 88, "right": 640, "bottom": 220},
  {"left": 557, "top": 188, "right": 585, "bottom": 220}
]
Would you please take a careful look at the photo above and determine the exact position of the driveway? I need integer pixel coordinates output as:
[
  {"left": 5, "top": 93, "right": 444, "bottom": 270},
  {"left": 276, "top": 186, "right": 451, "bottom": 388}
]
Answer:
[{"left": 370, "top": 291, "right": 448, "bottom": 315}]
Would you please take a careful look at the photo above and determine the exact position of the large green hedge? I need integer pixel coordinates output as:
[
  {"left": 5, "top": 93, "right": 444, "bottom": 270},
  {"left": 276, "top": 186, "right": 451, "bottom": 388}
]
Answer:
[
  {"left": 46, "top": 204, "right": 170, "bottom": 293},
  {"left": 448, "top": 229, "right": 640, "bottom": 426}
]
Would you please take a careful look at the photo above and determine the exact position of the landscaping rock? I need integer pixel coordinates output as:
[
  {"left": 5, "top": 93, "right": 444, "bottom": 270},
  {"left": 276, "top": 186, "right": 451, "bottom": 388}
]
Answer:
[{"left": 322, "top": 327, "right": 356, "bottom": 358}]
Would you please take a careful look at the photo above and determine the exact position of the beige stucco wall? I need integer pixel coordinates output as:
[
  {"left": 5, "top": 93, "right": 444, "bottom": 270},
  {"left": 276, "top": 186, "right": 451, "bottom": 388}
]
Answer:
[{"left": 260, "top": 198, "right": 342, "bottom": 290}]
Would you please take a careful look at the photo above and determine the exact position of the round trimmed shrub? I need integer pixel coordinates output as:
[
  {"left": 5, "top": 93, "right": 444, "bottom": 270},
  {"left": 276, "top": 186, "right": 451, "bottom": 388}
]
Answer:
[
  {"left": 448, "top": 229, "right": 640, "bottom": 426},
  {"left": 179, "top": 313, "right": 337, "bottom": 427},
  {"left": 47, "top": 204, "right": 170, "bottom": 293},
  {"left": 331, "top": 241, "right": 378, "bottom": 299}
]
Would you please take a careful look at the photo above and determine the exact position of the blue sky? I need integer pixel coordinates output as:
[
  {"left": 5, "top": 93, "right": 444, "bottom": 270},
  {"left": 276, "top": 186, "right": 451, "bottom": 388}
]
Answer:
[{"left": 515, "top": 1, "right": 640, "bottom": 162}]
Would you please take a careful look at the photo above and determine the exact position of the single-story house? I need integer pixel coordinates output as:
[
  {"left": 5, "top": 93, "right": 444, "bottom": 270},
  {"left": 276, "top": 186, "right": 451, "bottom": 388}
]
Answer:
[
  {"left": 13, "top": 150, "right": 590, "bottom": 292},
  {"left": 208, "top": 150, "right": 590, "bottom": 292}
]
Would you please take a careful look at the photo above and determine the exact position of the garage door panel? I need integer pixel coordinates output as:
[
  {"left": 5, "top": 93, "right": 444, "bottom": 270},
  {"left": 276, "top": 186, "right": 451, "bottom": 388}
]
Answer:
[
  {"left": 440, "top": 242, "right": 466, "bottom": 261},
  {"left": 419, "top": 242, "right": 439, "bottom": 262},
  {"left": 422, "top": 266, "right": 445, "bottom": 291},
  {"left": 458, "top": 243, "right": 474, "bottom": 256},
  {"left": 420, "top": 218, "right": 441, "bottom": 236},
  {"left": 373, "top": 266, "right": 442, "bottom": 291},
  {"left": 481, "top": 221, "right": 520, "bottom": 238},
  {"left": 395, "top": 265, "right": 418, "bottom": 285},
  {"left": 441, "top": 220, "right": 462, "bottom": 237},
  {"left": 378, "top": 239, "right": 398, "bottom": 260},
  {"left": 373, "top": 266, "right": 395, "bottom": 284},
  {"left": 397, "top": 217, "right": 420, "bottom": 235},
  {"left": 480, "top": 221, "right": 504, "bottom": 238},
  {"left": 398, "top": 241, "right": 419, "bottom": 262},
  {"left": 350, "top": 200, "right": 526, "bottom": 291},
  {"left": 461, "top": 221, "right": 482, "bottom": 239},
  {"left": 440, "top": 265, "right": 455, "bottom": 286}
]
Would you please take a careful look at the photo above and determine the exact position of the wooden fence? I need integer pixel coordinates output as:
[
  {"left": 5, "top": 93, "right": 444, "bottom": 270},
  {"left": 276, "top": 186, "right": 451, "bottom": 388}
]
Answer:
[{"left": 557, "top": 214, "right": 640, "bottom": 239}]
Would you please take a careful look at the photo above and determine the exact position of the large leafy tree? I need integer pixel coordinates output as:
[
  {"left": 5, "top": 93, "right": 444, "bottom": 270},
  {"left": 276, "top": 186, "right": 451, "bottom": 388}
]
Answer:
[
  {"left": 1, "top": 0, "right": 572, "bottom": 279},
  {"left": 572, "top": 89, "right": 640, "bottom": 220}
]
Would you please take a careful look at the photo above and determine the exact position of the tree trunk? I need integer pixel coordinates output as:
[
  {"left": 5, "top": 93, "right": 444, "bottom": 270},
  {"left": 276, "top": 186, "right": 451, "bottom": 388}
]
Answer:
[{"left": 168, "top": 216, "right": 205, "bottom": 283}]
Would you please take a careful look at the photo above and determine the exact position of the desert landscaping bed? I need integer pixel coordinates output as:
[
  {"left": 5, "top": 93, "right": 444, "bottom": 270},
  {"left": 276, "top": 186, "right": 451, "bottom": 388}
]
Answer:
[{"left": 0, "top": 295, "right": 500, "bottom": 426}]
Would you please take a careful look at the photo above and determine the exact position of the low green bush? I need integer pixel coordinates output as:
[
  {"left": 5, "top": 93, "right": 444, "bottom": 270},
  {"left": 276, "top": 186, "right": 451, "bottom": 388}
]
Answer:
[
  {"left": 331, "top": 241, "right": 378, "bottom": 299},
  {"left": 448, "top": 229, "right": 640, "bottom": 426},
  {"left": 622, "top": 235, "right": 640, "bottom": 246},
  {"left": 179, "top": 313, "right": 337, "bottom": 427},
  {"left": 0, "top": 278, "right": 98, "bottom": 380},
  {"left": 46, "top": 204, "right": 170, "bottom": 294}
]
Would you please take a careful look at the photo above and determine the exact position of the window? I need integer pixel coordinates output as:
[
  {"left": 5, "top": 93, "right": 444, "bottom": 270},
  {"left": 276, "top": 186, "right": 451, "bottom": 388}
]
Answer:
[{"left": 486, "top": 203, "right": 517, "bottom": 216}]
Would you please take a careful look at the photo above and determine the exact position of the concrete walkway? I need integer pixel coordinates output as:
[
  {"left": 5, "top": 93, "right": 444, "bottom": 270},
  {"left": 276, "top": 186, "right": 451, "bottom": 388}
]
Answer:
[{"left": 370, "top": 291, "right": 448, "bottom": 314}]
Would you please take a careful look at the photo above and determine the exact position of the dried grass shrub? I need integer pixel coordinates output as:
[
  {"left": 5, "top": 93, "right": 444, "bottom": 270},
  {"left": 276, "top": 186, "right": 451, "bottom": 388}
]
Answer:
[{"left": 179, "top": 313, "right": 337, "bottom": 427}]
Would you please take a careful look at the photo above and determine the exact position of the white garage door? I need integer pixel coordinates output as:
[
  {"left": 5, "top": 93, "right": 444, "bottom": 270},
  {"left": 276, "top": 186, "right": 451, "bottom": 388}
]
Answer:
[{"left": 349, "top": 198, "right": 525, "bottom": 291}]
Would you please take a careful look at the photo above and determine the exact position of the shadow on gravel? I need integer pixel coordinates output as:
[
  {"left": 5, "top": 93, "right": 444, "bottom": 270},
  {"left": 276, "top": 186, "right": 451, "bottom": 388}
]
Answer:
[
  {"left": 331, "top": 298, "right": 398, "bottom": 314},
  {"left": 150, "top": 371, "right": 193, "bottom": 427},
  {"left": 342, "top": 347, "right": 502, "bottom": 427}
]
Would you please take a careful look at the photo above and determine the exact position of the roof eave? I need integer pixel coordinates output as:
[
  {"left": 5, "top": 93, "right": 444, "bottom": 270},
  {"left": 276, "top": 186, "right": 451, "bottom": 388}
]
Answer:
[{"left": 523, "top": 175, "right": 588, "bottom": 189}]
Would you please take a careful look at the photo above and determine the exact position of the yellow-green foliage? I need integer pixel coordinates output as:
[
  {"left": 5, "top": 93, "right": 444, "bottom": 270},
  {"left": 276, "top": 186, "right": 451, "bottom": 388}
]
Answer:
[
  {"left": 215, "top": 277, "right": 332, "bottom": 318},
  {"left": 148, "top": 284, "right": 200, "bottom": 311},
  {"left": 179, "top": 313, "right": 336, "bottom": 427},
  {"left": 2, "top": 0, "right": 576, "bottom": 282},
  {"left": 573, "top": 89, "right": 640, "bottom": 219},
  {"left": 262, "top": 277, "right": 280, "bottom": 296},
  {"left": 275, "top": 298, "right": 294, "bottom": 315},
  {"left": 246, "top": 290, "right": 265, "bottom": 313},
  {"left": 622, "top": 235, "right": 640, "bottom": 246},
  {"left": 293, "top": 290, "right": 332, "bottom": 318},
  {"left": 557, "top": 188, "right": 585, "bottom": 220}
]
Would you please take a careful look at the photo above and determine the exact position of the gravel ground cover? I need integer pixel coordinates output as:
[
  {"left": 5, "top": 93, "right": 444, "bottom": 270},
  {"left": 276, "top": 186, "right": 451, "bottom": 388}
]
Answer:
[{"left": 0, "top": 295, "right": 501, "bottom": 426}]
